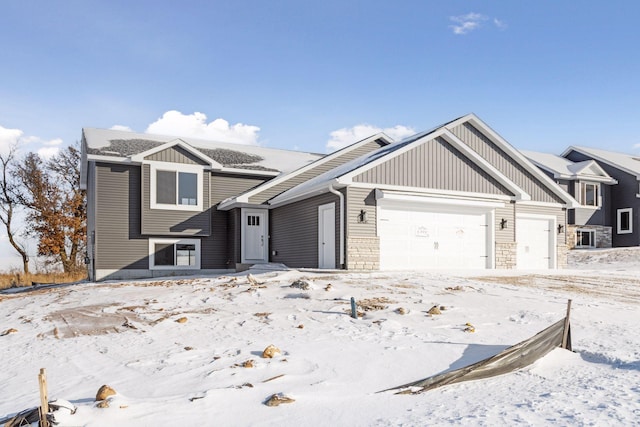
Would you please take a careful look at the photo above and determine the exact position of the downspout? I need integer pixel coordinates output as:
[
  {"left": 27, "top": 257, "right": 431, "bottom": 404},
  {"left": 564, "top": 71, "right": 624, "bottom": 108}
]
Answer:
[{"left": 328, "top": 183, "right": 345, "bottom": 267}]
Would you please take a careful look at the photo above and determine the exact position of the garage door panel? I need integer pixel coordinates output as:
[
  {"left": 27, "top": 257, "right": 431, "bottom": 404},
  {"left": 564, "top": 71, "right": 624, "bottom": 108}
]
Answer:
[{"left": 379, "top": 204, "right": 491, "bottom": 270}]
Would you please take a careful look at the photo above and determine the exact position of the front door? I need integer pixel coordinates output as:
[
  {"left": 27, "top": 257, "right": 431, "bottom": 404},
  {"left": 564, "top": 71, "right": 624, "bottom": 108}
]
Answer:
[
  {"left": 242, "top": 209, "right": 268, "bottom": 263},
  {"left": 318, "top": 203, "right": 336, "bottom": 269}
]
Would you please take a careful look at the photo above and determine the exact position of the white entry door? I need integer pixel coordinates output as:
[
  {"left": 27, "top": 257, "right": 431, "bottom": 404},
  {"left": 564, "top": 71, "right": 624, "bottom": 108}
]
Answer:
[
  {"left": 242, "top": 209, "right": 268, "bottom": 263},
  {"left": 318, "top": 203, "right": 336, "bottom": 269},
  {"left": 516, "top": 216, "right": 555, "bottom": 269}
]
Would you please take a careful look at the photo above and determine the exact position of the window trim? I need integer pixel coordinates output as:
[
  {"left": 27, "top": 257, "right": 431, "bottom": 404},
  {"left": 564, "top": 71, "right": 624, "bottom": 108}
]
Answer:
[
  {"left": 617, "top": 208, "right": 633, "bottom": 234},
  {"left": 149, "top": 162, "right": 203, "bottom": 212},
  {"left": 579, "top": 182, "right": 600, "bottom": 208},
  {"left": 149, "top": 238, "right": 201, "bottom": 270},
  {"left": 575, "top": 228, "right": 596, "bottom": 248}
]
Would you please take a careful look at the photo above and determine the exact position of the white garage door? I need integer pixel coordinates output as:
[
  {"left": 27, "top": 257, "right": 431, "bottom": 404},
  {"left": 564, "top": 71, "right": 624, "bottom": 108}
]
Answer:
[
  {"left": 516, "top": 216, "right": 555, "bottom": 269},
  {"left": 378, "top": 204, "right": 492, "bottom": 270}
]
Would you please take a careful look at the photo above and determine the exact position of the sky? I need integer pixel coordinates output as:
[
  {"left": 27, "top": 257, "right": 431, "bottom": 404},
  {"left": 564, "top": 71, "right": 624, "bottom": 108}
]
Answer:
[{"left": 1, "top": 0, "right": 640, "bottom": 269}]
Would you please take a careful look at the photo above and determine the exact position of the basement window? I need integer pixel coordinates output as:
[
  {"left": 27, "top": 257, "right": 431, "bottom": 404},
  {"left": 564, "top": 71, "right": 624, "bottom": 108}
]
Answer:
[{"left": 149, "top": 239, "right": 201, "bottom": 269}]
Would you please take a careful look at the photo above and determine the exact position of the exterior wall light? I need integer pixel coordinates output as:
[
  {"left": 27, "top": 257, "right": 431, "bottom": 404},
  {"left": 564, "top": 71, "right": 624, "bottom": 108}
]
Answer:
[
  {"left": 358, "top": 209, "right": 368, "bottom": 223},
  {"left": 558, "top": 224, "right": 564, "bottom": 234},
  {"left": 500, "top": 218, "right": 508, "bottom": 229}
]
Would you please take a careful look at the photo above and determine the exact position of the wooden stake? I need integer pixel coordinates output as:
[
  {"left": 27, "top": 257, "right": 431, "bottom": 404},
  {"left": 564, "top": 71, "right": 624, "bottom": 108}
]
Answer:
[
  {"left": 350, "top": 297, "right": 357, "bottom": 319},
  {"left": 38, "top": 368, "right": 49, "bottom": 427},
  {"left": 561, "top": 299, "right": 572, "bottom": 350}
]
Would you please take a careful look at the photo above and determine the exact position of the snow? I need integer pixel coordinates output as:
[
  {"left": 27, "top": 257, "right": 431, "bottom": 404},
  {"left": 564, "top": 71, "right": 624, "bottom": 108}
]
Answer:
[{"left": 1, "top": 249, "right": 640, "bottom": 426}]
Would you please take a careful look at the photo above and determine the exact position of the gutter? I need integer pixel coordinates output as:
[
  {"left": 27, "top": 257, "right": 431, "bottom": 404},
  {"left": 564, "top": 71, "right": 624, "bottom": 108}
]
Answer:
[{"left": 328, "top": 183, "right": 345, "bottom": 267}]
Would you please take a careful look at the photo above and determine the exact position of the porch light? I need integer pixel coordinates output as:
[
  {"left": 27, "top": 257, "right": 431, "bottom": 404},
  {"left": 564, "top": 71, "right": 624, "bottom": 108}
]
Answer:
[
  {"left": 500, "top": 218, "right": 508, "bottom": 229},
  {"left": 358, "top": 209, "right": 368, "bottom": 223},
  {"left": 558, "top": 224, "right": 564, "bottom": 234}
]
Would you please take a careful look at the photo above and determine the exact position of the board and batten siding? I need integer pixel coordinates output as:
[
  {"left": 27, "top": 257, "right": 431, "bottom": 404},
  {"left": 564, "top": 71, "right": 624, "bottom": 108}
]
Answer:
[
  {"left": 145, "top": 146, "right": 209, "bottom": 165},
  {"left": 270, "top": 192, "right": 340, "bottom": 268},
  {"left": 450, "top": 123, "right": 565, "bottom": 204},
  {"left": 95, "top": 163, "right": 148, "bottom": 270},
  {"left": 353, "top": 137, "right": 512, "bottom": 196},
  {"left": 141, "top": 164, "right": 211, "bottom": 236},
  {"left": 248, "top": 139, "right": 386, "bottom": 204}
]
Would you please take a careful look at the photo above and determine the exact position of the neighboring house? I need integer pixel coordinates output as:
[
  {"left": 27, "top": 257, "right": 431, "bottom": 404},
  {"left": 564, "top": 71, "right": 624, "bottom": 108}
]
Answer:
[
  {"left": 523, "top": 150, "right": 617, "bottom": 249},
  {"left": 562, "top": 146, "right": 640, "bottom": 248},
  {"left": 81, "top": 114, "right": 577, "bottom": 281}
]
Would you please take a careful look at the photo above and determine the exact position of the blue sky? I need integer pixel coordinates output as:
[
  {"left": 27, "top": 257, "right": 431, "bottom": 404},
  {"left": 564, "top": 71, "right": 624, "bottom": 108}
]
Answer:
[{"left": 1, "top": 1, "right": 639, "bottom": 268}]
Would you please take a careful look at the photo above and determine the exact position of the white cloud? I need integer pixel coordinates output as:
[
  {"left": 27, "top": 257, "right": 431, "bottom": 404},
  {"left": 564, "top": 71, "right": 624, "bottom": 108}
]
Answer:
[
  {"left": 0, "top": 125, "right": 24, "bottom": 156},
  {"left": 450, "top": 13, "right": 488, "bottom": 35},
  {"left": 146, "top": 110, "right": 261, "bottom": 145},
  {"left": 37, "top": 146, "right": 61, "bottom": 159},
  {"left": 494, "top": 18, "right": 508, "bottom": 31},
  {"left": 110, "top": 125, "right": 133, "bottom": 132},
  {"left": 326, "top": 124, "right": 415, "bottom": 152}
]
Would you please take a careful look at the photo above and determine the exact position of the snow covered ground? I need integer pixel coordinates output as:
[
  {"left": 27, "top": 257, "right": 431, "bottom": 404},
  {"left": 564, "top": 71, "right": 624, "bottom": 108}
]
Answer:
[{"left": 1, "top": 249, "right": 639, "bottom": 426}]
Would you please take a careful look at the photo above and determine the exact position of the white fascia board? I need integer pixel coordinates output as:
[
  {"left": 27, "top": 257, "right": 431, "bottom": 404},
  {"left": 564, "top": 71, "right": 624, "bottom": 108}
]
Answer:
[
  {"left": 452, "top": 115, "right": 578, "bottom": 208},
  {"left": 131, "top": 139, "right": 223, "bottom": 169},
  {"left": 218, "top": 166, "right": 280, "bottom": 177},
  {"left": 221, "top": 132, "right": 392, "bottom": 208},
  {"left": 370, "top": 184, "right": 512, "bottom": 207},
  {"left": 516, "top": 200, "right": 567, "bottom": 208},
  {"left": 374, "top": 188, "right": 509, "bottom": 208},
  {"left": 87, "top": 153, "right": 137, "bottom": 163}
]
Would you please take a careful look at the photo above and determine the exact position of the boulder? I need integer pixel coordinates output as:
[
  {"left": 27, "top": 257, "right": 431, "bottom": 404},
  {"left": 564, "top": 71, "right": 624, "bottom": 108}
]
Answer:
[
  {"left": 261, "top": 344, "right": 281, "bottom": 358},
  {"left": 290, "top": 280, "right": 310, "bottom": 290},
  {"left": 96, "top": 385, "right": 116, "bottom": 401},
  {"left": 264, "top": 393, "right": 295, "bottom": 407}
]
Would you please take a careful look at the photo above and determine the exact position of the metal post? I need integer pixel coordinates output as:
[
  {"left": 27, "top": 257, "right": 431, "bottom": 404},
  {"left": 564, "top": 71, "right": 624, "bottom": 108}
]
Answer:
[{"left": 350, "top": 297, "right": 357, "bottom": 319}]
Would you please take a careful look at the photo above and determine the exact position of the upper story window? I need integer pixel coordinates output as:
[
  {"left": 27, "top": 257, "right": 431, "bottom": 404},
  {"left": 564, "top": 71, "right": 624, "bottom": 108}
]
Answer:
[
  {"left": 579, "top": 182, "right": 600, "bottom": 207},
  {"left": 150, "top": 163, "right": 203, "bottom": 211}
]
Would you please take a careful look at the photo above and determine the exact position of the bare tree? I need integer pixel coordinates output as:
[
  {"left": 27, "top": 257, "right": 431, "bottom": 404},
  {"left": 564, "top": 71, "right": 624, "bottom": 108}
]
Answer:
[
  {"left": 0, "top": 146, "right": 30, "bottom": 276},
  {"left": 13, "top": 144, "right": 86, "bottom": 273}
]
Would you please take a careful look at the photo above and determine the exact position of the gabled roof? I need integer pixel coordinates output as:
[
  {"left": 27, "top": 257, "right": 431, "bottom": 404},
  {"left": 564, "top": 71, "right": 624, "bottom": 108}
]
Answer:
[
  {"left": 218, "top": 132, "right": 393, "bottom": 210},
  {"left": 563, "top": 146, "right": 640, "bottom": 180},
  {"left": 522, "top": 150, "right": 617, "bottom": 184},
  {"left": 270, "top": 114, "right": 578, "bottom": 208},
  {"left": 82, "top": 127, "right": 323, "bottom": 175}
]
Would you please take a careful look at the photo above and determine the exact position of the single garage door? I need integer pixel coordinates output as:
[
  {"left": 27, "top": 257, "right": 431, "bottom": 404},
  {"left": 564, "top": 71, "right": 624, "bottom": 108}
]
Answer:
[
  {"left": 378, "top": 203, "right": 492, "bottom": 270},
  {"left": 516, "top": 216, "right": 555, "bottom": 269}
]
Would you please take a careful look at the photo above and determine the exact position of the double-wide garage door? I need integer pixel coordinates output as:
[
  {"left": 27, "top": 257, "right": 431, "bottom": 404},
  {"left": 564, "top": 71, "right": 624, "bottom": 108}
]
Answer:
[{"left": 378, "top": 203, "right": 492, "bottom": 270}]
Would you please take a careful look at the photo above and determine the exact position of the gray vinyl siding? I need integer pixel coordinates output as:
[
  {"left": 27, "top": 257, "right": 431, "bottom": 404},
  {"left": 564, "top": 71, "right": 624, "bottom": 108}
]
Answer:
[
  {"left": 211, "top": 173, "right": 268, "bottom": 205},
  {"left": 95, "top": 163, "right": 148, "bottom": 270},
  {"left": 248, "top": 139, "right": 386, "bottom": 204},
  {"left": 141, "top": 164, "right": 211, "bottom": 236},
  {"left": 228, "top": 209, "right": 241, "bottom": 264},
  {"left": 572, "top": 180, "right": 608, "bottom": 226},
  {"left": 495, "top": 202, "right": 515, "bottom": 243},
  {"left": 86, "top": 162, "right": 97, "bottom": 279},
  {"left": 270, "top": 192, "right": 340, "bottom": 268},
  {"left": 203, "top": 173, "right": 268, "bottom": 268},
  {"left": 346, "top": 187, "right": 377, "bottom": 237},
  {"left": 516, "top": 204, "right": 566, "bottom": 244},
  {"left": 353, "top": 137, "right": 512, "bottom": 196},
  {"left": 145, "top": 146, "right": 209, "bottom": 165},
  {"left": 450, "top": 123, "right": 565, "bottom": 204},
  {"left": 565, "top": 150, "right": 639, "bottom": 246}
]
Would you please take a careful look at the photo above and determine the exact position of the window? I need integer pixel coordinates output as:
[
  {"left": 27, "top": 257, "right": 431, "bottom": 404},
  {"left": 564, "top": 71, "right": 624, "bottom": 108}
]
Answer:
[
  {"left": 149, "top": 239, "right": 201, "bottom": 269},
  {"left": 617, "top": 208, "right": 632, "bottom": 234},
  {"left": 576, "top": 229, "right": 595, "bottom": 248},
  {"left": 579, "top": 182, "right": 599, "bottom": 207},
  {"left": 150, "top": 163, "right": 203, "bottom": 211}
]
